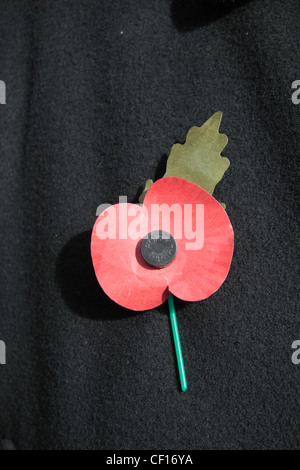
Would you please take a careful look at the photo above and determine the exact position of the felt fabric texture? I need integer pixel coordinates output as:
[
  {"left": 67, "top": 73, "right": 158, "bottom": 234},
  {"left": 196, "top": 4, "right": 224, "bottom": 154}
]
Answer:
[{"left": 0, "top": 0, "right": 299, "bottom": 450}]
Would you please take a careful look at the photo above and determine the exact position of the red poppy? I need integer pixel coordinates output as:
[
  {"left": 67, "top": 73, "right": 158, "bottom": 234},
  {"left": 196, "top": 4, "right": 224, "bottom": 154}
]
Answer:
[{"left": 91, "top": 177, "right": 234, "bottom": 311}]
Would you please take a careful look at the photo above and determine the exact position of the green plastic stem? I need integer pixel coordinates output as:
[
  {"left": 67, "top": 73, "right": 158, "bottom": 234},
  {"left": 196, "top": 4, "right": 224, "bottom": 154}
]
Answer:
[{"left": 168, "top": 294, "right": 187, "bottom": 392}]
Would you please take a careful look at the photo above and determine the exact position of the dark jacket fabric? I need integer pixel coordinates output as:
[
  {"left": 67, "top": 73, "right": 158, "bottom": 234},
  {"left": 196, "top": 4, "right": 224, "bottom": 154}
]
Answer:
[{"left": 0, "top": 0, "right": 299, "bottom": 450}]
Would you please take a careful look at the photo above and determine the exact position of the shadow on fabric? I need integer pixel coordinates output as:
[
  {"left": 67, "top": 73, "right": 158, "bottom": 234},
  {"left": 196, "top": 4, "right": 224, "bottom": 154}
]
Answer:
[
  {"left": 55, "top": 230, "right": 139, "bottom": 321},
  {"left": 171, "top": 0, "right": 253, "bottom": 31},
  {"left": 55, "top": 230, "right": 187, "bottom": 320}
]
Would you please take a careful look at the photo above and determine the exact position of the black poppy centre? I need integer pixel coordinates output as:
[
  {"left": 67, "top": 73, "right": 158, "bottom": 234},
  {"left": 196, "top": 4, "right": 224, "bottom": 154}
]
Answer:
[{"left": 140, "top": 230, "right": 177, "bottom": 268}]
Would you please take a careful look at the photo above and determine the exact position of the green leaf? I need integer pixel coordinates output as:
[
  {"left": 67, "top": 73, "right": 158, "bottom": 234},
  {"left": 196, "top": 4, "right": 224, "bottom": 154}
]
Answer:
[
  {"left": 138, "top": 179, "right": 153, "bottom": 203},
  {"left": 139, "top": 112, "right": 230, "bottom": 207},
  {"left": 164, "top": 111, "right": 229, "bottom": 195}
]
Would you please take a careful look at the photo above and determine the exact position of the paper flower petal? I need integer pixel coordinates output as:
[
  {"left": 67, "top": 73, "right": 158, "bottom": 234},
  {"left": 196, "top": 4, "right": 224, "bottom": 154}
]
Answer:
[
  {"left": 91, "top": 203, "right": 170, "bottom": 310},
  {"left": 143, "top": 177, "right": 234, "bottom": 302},
  {"left": 91, "top": 178, "right": 234, "bottom": 310}
]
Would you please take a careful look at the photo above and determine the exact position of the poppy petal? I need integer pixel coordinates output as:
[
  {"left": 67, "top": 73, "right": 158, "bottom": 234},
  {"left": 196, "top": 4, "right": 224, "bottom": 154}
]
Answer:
[
  {"left": 143, "top": 177, "right": 234, "bottom": 301},
  {"left": 91, "top": 203, "right": 170, "bottom": 311}
]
